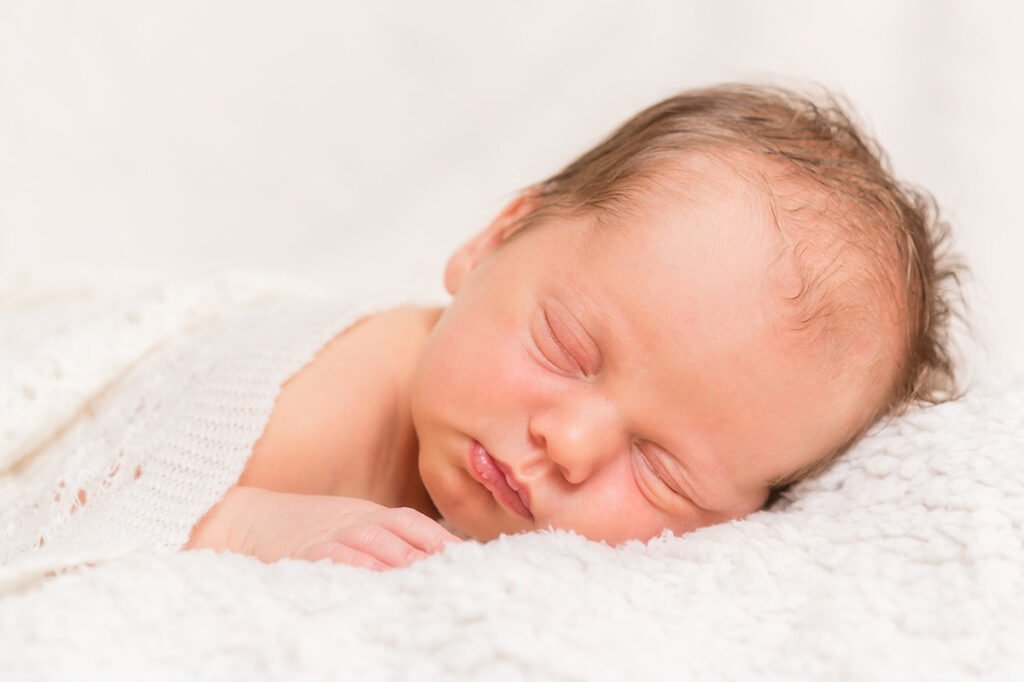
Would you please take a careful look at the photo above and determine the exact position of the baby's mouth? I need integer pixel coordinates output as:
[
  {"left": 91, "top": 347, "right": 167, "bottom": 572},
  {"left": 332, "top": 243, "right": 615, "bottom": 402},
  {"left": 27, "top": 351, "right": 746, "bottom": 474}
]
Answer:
[{"left": 467, "top": 441, "right": 533, "bottom": 520}]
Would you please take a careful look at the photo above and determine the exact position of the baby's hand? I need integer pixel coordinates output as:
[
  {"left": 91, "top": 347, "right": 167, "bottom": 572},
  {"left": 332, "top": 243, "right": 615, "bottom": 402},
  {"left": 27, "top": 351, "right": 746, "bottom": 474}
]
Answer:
[{"left": 185, "top": 485, "right": 462, "bottom": 570}]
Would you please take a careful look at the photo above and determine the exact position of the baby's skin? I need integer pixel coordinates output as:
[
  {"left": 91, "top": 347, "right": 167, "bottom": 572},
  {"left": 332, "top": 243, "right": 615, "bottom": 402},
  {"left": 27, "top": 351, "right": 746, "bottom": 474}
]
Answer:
[{"left": 187, "top": 152, "right": 900, "bottom": 570}]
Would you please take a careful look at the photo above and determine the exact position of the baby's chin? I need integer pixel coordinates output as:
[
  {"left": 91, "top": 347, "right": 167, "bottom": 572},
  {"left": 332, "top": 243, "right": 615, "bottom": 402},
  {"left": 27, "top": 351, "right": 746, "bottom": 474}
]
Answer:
[
  {"left": 435, "top": 506, "right": 528, "bottom": 542},
  {"left": 437, "top": 516, "right": 470, "bottom": 540},
  {"left": 437, "top": 513, "right": 511, "bottom": 542}
]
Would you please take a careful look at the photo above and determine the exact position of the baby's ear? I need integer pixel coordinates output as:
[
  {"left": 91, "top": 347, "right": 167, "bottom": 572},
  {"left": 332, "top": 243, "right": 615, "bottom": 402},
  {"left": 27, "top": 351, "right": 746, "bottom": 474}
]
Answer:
[{"left": 444, "top": 191, "right": 542, "bottom": 295}]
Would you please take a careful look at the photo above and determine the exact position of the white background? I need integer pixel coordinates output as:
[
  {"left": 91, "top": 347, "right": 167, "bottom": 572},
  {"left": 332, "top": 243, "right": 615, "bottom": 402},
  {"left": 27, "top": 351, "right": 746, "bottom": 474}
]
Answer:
[{"left": 1, "top": 1, "right": 1021, "bottom": 376}]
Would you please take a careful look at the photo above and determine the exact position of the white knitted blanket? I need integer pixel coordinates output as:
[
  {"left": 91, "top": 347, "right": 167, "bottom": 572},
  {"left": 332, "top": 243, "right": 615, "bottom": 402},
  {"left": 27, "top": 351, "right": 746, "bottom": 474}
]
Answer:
[
  {"left": 0, "top": 274, "right": 384, "bottom": 588},
  {"left": 1, "top": 276, "right": 1022, "bottom": 681}
]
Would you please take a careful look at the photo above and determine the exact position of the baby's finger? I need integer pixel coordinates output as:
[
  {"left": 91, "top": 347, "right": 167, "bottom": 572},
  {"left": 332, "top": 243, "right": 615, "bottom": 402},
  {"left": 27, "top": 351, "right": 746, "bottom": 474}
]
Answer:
[
  {"left": 342, "top": 524, "right": 430, "bottom": 568},
  {"left": 302, "top": 542, "right": 389, "bottom": 571},
  {"left": 374, "top": 507, "right": 464, "bottom": 553}
]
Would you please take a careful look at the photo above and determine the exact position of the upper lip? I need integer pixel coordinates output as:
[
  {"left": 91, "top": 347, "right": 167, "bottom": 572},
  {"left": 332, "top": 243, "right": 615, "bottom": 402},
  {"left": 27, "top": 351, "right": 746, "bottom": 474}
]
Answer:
[{"left": 487, "top": 447, "right": 533, "bottom": 514}]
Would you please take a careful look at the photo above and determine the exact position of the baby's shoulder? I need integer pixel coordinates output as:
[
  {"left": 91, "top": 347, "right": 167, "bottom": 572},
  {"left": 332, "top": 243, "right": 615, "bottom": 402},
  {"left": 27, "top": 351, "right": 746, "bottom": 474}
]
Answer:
[{"left": 237, "top": 305, "right": 430, "bottom": 496}]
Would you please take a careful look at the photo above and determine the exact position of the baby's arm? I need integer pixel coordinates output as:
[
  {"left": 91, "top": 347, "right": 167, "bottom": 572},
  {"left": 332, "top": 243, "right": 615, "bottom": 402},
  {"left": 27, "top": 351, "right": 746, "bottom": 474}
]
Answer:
[{"left": 186, "top": 486, "right": 461, "bottom": 570}]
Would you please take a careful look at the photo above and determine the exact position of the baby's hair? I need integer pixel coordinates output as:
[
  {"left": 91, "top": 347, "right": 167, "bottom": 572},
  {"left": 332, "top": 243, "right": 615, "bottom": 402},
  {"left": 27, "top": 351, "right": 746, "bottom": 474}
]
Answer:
[{"left": 508, "top": 83, "right": 966, "bottom": 500}]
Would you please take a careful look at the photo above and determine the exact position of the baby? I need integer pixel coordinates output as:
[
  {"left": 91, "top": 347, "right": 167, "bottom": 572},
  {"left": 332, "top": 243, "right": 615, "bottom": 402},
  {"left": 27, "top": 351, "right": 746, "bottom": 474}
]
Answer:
[{"left": 186, "top": 83, "right": 962, "bottom": 570}]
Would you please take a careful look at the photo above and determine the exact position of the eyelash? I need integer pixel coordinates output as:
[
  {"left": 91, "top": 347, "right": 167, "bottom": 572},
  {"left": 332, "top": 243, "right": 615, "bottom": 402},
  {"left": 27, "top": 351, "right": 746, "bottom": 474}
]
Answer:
[
  {"left": 539, "top": 310, "right": 580, "bottom": 372},
  {"left": 634, "top": 443, "right": 682, "bottom": 498}
]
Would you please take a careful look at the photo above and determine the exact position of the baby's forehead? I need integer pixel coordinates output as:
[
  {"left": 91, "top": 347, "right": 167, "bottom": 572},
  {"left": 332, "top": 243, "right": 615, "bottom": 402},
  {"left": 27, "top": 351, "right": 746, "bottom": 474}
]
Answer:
[
  {"left": 588, "top": 149, "right": 889, "bottom": 293},
  {"left": 577, "top": 151, "right": 790, "bottom": 267},
  {"left": 625, "top": 149, "right": 783, "bottom": 217},
  {"left": 571, "top": 147, "right": 902, "bottom": 374}
]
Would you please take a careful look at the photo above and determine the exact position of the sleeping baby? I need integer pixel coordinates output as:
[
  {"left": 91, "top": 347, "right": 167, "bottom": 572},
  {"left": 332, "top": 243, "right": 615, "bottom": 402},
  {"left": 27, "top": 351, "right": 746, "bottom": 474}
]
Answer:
[{"left": 185, "top": 83, "right": 962, "bottom": 571}]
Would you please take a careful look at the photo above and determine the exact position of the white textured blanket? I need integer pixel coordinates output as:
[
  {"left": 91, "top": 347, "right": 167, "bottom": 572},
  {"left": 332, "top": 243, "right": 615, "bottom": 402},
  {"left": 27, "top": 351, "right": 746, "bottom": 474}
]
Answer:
[{"left": 1, "top": 276, "right": 1022, "bottom": 681}]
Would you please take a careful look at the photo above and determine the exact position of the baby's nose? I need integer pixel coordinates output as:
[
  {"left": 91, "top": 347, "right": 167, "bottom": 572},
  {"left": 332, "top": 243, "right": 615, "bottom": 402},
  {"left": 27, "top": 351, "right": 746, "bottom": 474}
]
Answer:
[{"left": 530, "top": 396, "right": 625, "bottom": 485}]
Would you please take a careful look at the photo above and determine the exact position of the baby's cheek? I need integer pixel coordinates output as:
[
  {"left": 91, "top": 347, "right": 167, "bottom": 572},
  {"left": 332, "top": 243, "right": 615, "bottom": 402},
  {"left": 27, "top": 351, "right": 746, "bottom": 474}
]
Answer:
[{"left": 555, "top": 483, "right": 664, "bottom": 545}]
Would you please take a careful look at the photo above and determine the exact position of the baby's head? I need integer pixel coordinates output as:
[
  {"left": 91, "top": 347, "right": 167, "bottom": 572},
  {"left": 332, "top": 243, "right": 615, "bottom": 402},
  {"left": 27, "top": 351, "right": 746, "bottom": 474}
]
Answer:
[{"left": 410, "top": 83, "right": 963, "bottom": 544}]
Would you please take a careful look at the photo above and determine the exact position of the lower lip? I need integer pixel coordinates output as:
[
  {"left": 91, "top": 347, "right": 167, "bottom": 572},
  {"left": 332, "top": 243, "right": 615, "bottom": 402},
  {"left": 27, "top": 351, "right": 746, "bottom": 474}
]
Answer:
[{"left": 467, "top": 442, "right": 533, "bottom": 520}]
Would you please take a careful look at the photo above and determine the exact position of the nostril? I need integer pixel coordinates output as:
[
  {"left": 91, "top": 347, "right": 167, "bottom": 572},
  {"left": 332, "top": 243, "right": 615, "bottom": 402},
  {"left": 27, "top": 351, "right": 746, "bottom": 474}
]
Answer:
[
  {"left": 557, "top": 463, "right": 582, "bottom": 485},
  {"left": 527, "top": 424, "right": 546, "bottom": 450}
]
